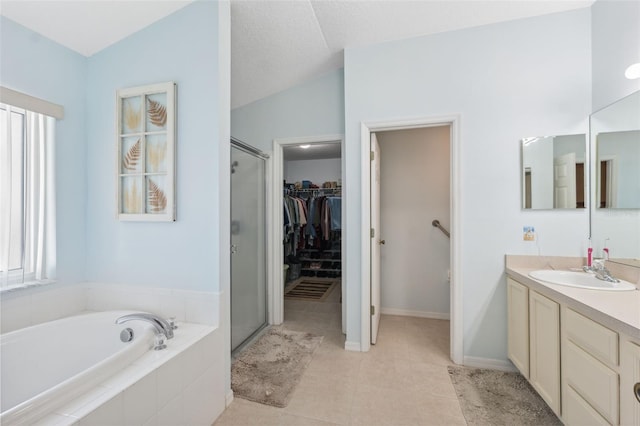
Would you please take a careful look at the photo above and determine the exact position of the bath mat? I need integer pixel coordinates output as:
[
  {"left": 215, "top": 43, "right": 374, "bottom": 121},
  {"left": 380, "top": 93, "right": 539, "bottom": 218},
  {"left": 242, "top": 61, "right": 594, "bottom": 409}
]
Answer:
[
  {"left": 284, "top": 279, "right": 337, "bottom": 301},
  {"left": 447, "top": 366, "right": 562, "bottom": 426},
  {"left": 231, "top": 327, "right": 323, "bottom": 408}
]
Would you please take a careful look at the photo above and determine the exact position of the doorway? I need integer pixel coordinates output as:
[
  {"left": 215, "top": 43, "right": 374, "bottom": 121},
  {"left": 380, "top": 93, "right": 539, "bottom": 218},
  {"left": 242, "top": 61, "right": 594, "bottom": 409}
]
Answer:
[
  {"left": 360, "top": 116, "right": 462, "bottom": 364},
  {"left": 372, "top": 126, "right": 452, "bottom": 345},
  {"left": 271, "top": 135, "right": 345, "bottom": 333},
  {"left": 230, "top": 139, "right": 269, "bottom": 353}
]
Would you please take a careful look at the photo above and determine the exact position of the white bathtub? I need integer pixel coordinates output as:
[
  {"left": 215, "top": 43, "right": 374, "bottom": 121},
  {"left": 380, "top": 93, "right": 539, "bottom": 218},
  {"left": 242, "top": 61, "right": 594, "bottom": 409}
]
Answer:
[{"left": 1, "top": 310, "right": 156, "bottom": 425}]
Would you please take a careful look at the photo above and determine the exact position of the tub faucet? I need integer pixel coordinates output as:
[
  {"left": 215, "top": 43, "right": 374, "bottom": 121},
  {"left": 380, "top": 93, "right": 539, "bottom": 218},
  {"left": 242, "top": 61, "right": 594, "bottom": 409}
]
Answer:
[{"left": 116, "top": 313, "right": 175, "bottom": 350}]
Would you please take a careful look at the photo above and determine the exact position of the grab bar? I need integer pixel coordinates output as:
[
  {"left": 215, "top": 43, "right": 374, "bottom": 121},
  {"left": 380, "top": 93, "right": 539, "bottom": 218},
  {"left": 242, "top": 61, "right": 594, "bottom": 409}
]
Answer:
[{"left": 432, "top": 220, "right": 450, "bottom": 239}]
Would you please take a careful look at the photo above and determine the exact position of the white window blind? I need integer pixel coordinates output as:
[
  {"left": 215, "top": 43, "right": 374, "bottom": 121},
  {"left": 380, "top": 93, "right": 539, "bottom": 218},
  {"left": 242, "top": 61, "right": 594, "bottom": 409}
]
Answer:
[{"left": 1, "top": 102, "right": 56, "bottom": 287}]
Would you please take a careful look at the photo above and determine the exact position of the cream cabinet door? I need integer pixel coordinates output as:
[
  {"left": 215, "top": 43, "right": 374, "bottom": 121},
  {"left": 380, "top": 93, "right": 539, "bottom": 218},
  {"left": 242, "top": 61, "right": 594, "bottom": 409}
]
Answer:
[
  {"left": 530, "top": 290, "right": 561, "bottom": 416},
  {"left": 621, "top": 339, "right": 640, "bottom": 426},
  {"left": 507, "top": 278, "right": 529, "bottom": 377}
]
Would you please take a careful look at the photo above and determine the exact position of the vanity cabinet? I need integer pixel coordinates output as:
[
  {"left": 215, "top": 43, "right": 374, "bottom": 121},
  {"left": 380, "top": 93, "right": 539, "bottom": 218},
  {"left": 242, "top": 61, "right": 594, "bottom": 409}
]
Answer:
[
  {"left": 563, "top": 308, "right": 619, "bottom": 425},
  {"left": 506, "top": 278, "right": 561, "bottom": 415},
  {"left": 507, "top": 278, "right": 529, "bottom": 377},
  {"left": 621, "top": 340, "right": 640, "bottom": 425},
  {"left": 507, "top": 274, "right": 640, "bottom": 425},
  {"left": 529, "top": 290, "right": 561, "bottom": 415}
]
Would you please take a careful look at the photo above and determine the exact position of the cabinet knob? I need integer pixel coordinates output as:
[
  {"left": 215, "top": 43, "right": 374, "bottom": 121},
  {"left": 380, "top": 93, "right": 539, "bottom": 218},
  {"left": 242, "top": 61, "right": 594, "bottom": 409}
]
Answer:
[{"left": 635, "top": 382, "right": 640, "bottom": 403}]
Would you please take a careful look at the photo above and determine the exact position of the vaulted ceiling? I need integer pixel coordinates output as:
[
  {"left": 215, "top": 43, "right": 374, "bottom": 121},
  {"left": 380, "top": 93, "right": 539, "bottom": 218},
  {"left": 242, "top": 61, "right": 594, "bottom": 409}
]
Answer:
[{"left": 1, "top": 0, "right": 594, "bottom": 109}]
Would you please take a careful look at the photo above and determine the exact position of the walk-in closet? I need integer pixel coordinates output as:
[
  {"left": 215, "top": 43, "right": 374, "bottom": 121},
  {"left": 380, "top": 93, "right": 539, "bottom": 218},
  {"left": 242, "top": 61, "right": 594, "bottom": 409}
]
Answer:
[{"left": 282, "top": 141, "right": 342, "bottom": 333}]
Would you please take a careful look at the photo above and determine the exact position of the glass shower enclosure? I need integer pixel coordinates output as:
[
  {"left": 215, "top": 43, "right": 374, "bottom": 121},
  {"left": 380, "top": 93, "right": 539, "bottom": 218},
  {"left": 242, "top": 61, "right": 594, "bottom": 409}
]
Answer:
[{"left": 230, "top": 139, "right": 268, "bottom": 353}]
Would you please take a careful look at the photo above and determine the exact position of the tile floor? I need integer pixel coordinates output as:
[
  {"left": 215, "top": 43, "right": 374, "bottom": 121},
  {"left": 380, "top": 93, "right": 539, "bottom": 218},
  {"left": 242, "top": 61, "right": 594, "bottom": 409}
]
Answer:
[{"left": 216, "top": 283, "right": 466, "bottom": 426}]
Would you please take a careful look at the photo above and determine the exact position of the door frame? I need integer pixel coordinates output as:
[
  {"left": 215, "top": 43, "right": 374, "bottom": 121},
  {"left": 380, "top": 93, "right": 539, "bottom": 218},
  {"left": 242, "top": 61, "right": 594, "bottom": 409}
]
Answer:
[
  {"left": 597, "top": 155, "right": 617, "bottom": 208},
  {"left": 271, "top": 134, "right": 345, "bottom": 327},
  {"left": 359, "top": 115, "right": 463, "bottom": 364}
]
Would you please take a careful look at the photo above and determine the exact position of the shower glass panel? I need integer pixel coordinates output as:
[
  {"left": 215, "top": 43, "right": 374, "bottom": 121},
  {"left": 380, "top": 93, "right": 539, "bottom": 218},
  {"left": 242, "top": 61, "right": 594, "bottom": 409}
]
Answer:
[{"left": 230, "top": 143, "right": 267, "bottom": 352}]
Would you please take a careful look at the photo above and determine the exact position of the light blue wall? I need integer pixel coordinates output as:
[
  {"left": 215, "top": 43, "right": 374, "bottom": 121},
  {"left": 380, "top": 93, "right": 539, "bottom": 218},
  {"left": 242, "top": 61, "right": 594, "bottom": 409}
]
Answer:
[
  {"left": 85, "top": 1, "right": 225, "bottom": 292},
  {"left": 344, "top": 9, "right": 591, "bottom": 360},
  {"left": 592, "top": 0, "right": 640, "bottom": 111},
  {"left": 231, "top": 69, "right": 345, "bottom": 152},
  {"left": 0, "top": 16, "right": 87, "bottom": 285}
]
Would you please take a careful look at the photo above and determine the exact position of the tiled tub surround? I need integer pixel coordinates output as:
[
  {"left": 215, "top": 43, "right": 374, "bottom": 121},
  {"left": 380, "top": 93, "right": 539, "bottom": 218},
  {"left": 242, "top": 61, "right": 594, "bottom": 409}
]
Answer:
[
  {"left": 0, "top": 311, "right": 225, "bottom": 426},
  {"left": 1, "top": 311, "right": 156, "bottom": 424},
  {"left": 0, "top": 284, "right": 226, "bottom": 425},
  {"left": 0, "top": 282, "right": 220, "bottom": 334},
  {"left": 506, "top": 255, "right": 640, "bottom": 339}
]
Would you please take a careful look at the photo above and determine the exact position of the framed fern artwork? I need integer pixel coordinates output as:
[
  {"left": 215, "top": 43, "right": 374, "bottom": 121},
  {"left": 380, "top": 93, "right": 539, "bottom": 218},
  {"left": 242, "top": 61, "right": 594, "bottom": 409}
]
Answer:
[{"left": 116, "top": 82, "right": 176, "bottom": 221}]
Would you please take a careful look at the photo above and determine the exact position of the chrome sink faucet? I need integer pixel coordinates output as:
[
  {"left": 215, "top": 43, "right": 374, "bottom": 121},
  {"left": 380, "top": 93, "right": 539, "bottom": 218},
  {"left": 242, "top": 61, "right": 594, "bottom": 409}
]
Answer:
[
  {"left": 116, "top": 313, "right": 176, "bottom": 350},
  {"left": 591, "top": 259, "right": 620, "bottom": 283}
]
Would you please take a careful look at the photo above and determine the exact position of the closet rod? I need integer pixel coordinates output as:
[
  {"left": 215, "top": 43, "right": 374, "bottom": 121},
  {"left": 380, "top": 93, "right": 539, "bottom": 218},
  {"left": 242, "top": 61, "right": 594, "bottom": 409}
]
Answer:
[
  {"left": 231, "top": 137, "right": 270, "bottom": 159},
  {"left": 286, "top": 188, "right": 341, "bottom": 192}
]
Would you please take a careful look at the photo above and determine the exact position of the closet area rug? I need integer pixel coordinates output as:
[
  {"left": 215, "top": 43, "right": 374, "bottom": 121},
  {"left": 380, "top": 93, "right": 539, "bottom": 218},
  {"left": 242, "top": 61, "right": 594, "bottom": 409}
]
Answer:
[
  {"left": 231, "top": 327, "right": 323, "bottom": 408},
  {"left": 447, "top": 366, "right": 562, "bottom": 426},
  {"left": 284, "top": 278, "right": 337, "bottom": 301}
]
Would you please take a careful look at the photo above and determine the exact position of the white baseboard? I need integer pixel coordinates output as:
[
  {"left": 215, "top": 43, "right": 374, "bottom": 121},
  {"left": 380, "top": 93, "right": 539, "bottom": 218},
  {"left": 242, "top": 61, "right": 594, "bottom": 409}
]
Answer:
[
  {"left": 344, "top": 340, "right": 361, "bottom": 352},
  {"left": 380, "top": 307, "right": 450, "bottom": 320},
  {"left": 225, "top": 390, "right": 234, "bottom": 407},
  {"left": 463, "top": 356, "right": 518, "bottom": 372}
]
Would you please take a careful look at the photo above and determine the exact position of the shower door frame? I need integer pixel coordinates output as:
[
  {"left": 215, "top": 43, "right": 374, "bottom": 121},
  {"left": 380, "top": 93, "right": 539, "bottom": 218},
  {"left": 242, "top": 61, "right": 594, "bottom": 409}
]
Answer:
[{"left": 230, "top": 138, "right": 270, "bottom": 354}]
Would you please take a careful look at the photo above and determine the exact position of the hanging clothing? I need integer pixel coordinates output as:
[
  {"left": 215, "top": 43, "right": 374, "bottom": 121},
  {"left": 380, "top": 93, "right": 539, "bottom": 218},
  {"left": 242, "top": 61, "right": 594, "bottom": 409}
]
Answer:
[
  {"left": 284, "top": 188, "right": 341, "bottom": 256},
  {"left": 327, "top": 197, "right": 341, "bottom": 231}
]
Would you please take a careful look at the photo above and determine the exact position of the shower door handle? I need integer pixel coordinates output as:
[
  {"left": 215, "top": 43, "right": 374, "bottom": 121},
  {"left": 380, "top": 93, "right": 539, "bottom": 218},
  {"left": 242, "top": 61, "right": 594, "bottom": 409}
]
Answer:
[{"left": 231, "top": 244, "right": 238, "bottom": 254}]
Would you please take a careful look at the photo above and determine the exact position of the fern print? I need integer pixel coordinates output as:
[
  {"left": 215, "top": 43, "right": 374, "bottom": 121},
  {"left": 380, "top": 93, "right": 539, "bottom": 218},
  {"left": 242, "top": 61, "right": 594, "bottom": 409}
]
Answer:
[
  {"left": 124, "top": 179, "right": 142, "bottom": 213},
  {"left": 122, "top": 139, "right": 141, "bottom": 171},
  {"left": 124, "top": 99, "right": 141, "bottom": 131},
  {"left": 147, "top": 98, "right": 167, "bottom": 127},
  {"left": 147, "top": 179, "right": 167, "bottom": 213}
]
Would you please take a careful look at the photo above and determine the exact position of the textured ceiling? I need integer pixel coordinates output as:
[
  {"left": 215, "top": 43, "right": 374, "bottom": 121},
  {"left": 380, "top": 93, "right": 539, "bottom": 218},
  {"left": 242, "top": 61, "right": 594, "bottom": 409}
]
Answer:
[
  {"left": 1, "top": 0, "right": 593, "bottom": 109},
  {"left": 231, "top": 0, "right": 594, "bottom": 108},
  {"left": 283, "top": 142, "right": 342, "bottom": 161}
]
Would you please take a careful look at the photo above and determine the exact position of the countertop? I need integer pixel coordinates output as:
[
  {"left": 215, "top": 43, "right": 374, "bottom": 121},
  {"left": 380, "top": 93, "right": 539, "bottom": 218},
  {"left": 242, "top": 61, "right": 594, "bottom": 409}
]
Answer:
[{"left": 506, "top": 262, "right": 640, "bottom": 341}]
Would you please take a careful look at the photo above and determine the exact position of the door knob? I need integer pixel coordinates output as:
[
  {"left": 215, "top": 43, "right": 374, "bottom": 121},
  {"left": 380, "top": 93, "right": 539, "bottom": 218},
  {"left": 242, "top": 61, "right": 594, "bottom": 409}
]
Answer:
[{"left": 379, "top": 239, "right": 386, "bottom": 245}]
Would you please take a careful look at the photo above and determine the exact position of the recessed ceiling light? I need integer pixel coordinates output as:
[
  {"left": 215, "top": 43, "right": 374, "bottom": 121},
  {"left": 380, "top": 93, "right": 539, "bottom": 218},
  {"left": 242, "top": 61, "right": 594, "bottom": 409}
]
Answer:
[
  {"left": 625, "top": 63, "right": 640, "bottom": 80},
  {"left": 299, "top": 144, "right": 311, "bottom": 149}
]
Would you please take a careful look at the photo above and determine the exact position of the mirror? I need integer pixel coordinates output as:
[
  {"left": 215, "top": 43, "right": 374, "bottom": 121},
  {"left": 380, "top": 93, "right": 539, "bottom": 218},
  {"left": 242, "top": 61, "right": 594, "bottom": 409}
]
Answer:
[
  {"left": 590, "top": 90, "right": 640, "bottom": 264},
  {"left": 521, "top": 134, "right": 587, "bottom": 209}
]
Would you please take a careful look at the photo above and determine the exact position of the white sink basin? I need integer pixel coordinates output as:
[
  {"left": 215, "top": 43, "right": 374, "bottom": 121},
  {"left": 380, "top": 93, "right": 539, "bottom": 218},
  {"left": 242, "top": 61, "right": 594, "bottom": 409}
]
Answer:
[{"left": 528, "top": 270, "right": 636, "bottom": 291}]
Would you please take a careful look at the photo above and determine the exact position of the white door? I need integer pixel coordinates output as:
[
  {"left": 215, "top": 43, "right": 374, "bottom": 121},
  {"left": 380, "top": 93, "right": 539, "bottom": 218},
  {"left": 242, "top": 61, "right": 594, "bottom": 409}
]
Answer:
[
  {"left": 371, "top": 133, "right": 382, "bottom": 344},
  {"left": 554, "top": 152, "right": 576, "bottom": 208}
]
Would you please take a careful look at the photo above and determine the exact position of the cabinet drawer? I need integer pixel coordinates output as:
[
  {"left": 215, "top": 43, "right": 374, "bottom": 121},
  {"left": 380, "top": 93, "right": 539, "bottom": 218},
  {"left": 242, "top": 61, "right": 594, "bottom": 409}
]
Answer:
[
  {"left": 565, "top": 340, "right": 619, "bottom": 424},
  {"left": 565, "top": 308, "right": 618, "bottom": 367},
  {"left": 564, "top": 385, "right": 611, "bottom": 426}
]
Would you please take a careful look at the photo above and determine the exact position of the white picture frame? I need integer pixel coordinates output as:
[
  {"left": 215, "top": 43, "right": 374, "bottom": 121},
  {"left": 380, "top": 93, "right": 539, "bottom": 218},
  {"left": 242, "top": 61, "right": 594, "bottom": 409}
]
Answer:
[{"left": 116, "top": 82, "right": 176, "bottom": 221}]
